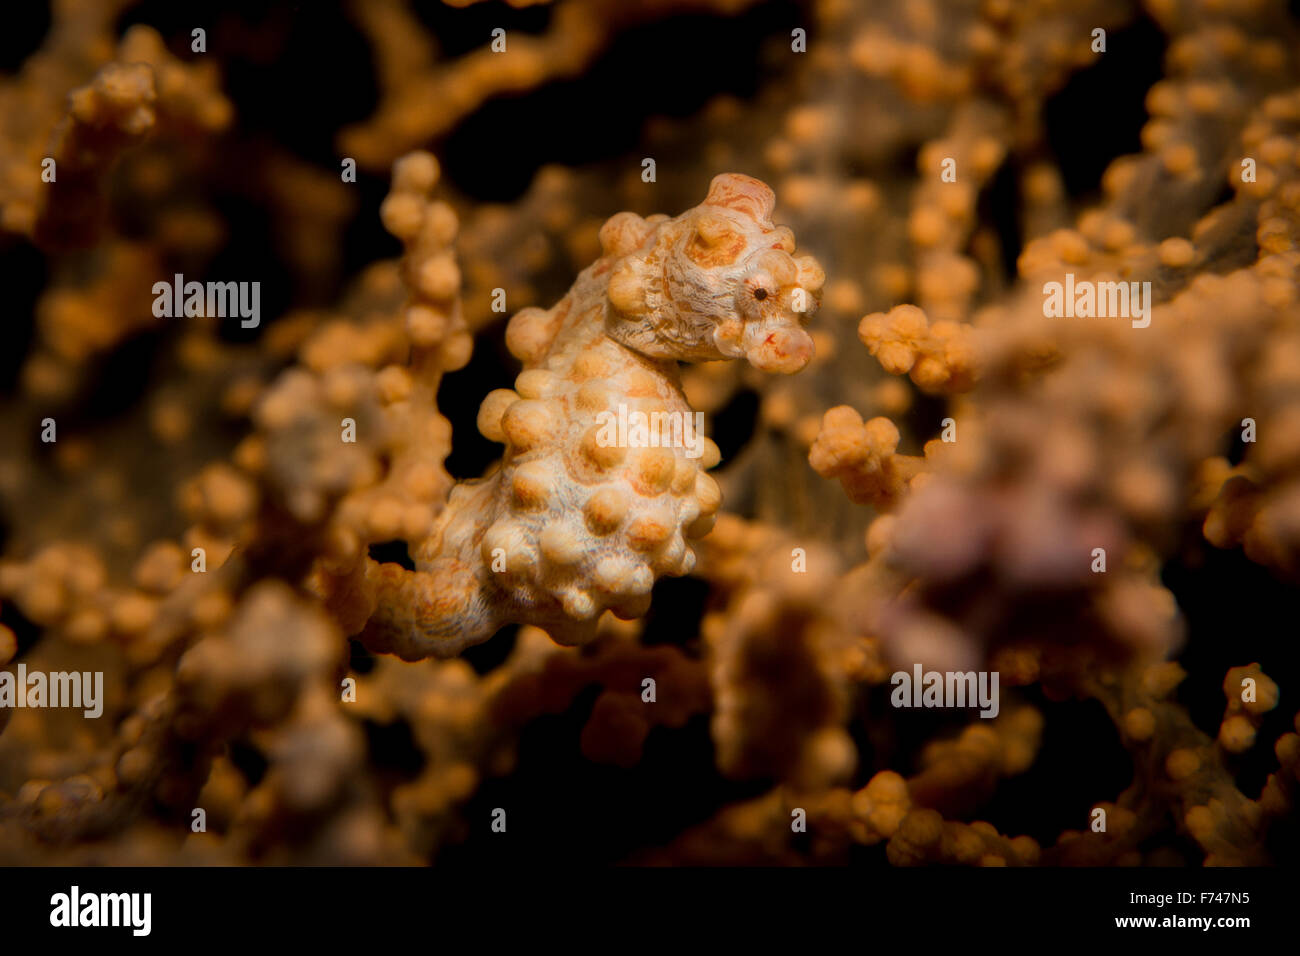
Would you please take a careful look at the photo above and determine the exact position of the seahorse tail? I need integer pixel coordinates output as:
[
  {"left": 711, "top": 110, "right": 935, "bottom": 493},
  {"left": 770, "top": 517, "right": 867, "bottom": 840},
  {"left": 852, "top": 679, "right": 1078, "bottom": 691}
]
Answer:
[{"left": 358, "top": 556, "right": 497, "bottom": 661}]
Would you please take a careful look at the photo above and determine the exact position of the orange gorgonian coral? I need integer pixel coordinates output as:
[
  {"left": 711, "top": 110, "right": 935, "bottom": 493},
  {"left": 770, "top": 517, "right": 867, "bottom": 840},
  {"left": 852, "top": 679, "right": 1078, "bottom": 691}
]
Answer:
[{"left": 0, "top": 0, "right": 1297, "bottom": 884}]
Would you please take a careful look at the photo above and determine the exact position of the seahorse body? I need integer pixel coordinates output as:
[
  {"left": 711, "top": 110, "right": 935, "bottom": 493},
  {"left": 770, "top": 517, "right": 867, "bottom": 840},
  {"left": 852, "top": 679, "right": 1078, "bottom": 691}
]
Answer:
[{"left": 362, "top": 173, "right": 824, "bottom": 659}]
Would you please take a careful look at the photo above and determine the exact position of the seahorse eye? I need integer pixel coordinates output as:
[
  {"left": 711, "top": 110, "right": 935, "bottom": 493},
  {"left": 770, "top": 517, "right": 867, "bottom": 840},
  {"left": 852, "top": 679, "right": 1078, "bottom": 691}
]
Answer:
[{"left": 753, "top": 287, "right": 768, "bottom": 301}]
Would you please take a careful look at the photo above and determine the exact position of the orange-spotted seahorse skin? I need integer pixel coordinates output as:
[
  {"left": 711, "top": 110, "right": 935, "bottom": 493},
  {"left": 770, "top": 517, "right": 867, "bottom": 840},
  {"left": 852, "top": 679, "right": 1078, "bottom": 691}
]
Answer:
[{"left": 362, "top": 173, "right": 825, "bottom": 659}]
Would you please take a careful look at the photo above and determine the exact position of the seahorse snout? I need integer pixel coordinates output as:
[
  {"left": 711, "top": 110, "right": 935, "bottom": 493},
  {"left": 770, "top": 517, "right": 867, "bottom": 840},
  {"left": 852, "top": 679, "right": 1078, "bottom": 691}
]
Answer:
[{"left": 743, "top": 321, "right": 814, "bottom": 373}]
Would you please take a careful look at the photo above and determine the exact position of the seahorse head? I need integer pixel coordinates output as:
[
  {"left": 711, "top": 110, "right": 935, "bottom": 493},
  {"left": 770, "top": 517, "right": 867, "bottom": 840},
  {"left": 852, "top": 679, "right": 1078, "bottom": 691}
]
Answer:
[{"left": 603, "top": 173, "right": 824, "bottom": 373}]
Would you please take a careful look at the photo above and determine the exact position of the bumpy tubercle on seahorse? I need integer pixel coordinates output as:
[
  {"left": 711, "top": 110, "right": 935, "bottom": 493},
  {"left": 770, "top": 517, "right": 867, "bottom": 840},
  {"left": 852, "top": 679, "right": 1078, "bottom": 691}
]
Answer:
[{"left": 360, "top": 173, "right": 824, "bottom": 659}]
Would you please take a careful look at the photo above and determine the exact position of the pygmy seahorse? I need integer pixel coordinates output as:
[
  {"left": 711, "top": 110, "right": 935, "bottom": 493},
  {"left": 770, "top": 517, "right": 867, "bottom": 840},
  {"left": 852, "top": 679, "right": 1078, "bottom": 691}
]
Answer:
[{"left": 363, "top": 173, "right": 824, "bottom": 659}]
